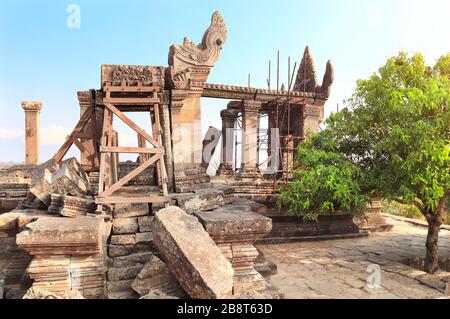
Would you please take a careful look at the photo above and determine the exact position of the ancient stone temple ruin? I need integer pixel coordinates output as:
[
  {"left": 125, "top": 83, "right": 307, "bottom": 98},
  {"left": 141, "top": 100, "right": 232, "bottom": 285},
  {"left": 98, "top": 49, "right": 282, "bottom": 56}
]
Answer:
[{"left": 0, "top": 11, "right": 376, "bottom": 299}]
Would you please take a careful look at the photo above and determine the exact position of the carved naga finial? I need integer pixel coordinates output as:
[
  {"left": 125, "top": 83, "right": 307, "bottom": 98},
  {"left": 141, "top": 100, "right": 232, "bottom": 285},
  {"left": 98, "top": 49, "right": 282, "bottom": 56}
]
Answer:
[
  {"left": 168, "top": 11, "right": 228, "bottom": 70},
  {"left": 293, "top": 46, "right": 334, "bottom": 98}
]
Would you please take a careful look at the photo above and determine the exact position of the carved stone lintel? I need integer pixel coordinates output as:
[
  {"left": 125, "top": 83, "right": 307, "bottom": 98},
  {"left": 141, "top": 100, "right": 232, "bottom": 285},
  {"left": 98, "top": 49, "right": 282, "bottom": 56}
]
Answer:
[{"left": 101, "top": 64, "right": 164, "bottom": 87}]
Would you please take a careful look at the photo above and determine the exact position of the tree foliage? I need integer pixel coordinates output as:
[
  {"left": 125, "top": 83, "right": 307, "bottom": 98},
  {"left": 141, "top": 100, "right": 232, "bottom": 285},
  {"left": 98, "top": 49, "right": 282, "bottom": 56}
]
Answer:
[{"left": 278, "top": 52, "right": 450, "bottom": 273}]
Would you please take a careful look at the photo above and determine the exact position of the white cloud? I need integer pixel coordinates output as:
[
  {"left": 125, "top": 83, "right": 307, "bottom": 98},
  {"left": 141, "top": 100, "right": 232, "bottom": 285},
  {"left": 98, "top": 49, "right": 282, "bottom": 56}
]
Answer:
[
  {"left": 40, "top": 125, "right": 72, "bottom": 145},
  {"left": 0, "top": 125, "right": 74, "bottom": 146},
  {"left": 0, "top": 128, "right": 23, "bottom": 139}
]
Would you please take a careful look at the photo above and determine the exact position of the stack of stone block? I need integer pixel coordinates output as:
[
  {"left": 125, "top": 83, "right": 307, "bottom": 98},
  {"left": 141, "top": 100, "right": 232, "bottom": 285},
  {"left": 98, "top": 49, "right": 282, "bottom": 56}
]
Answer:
[
  {"left": 0, "top": 183, "right": 29, "bottom": 213},
  {"left": 106, "top": 203, "right": 156, "bottom": 299},
  {"left": 16, "top": 217, "right": 107, "bottom": 298},
  {"left": 195, "top": 209, "right": 272, "bottom": 295},
  {"left": 47, "top": 194, "right": 96, "bottom": 217},
  {"left": 0, "top": 213, "right": 32, "bottom": 293}
]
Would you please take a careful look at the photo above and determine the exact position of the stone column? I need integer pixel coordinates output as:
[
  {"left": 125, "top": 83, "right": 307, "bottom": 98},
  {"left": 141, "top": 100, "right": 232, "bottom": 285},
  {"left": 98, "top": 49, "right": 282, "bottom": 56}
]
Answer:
[
  {"left": 159, "top": 92, "right": 175, "bottom": 191},
  {"left": 21, "top": 101, "right": 42, "bottom": 165},
  {"left": 217, "top": 109, "right": 237, "bottom": 177},
  {"left": 77, "top": 90, "right": 99, "bottom": 172},
  {"left": 239, "top": 100, "right": 262, "bottom": 179}
]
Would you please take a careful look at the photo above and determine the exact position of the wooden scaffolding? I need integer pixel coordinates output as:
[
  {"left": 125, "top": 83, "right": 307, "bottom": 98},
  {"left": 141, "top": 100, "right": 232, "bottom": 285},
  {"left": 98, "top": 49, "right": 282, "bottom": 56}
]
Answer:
[{"left": 52, "top": 80, "right": 169, "bottom": 211}]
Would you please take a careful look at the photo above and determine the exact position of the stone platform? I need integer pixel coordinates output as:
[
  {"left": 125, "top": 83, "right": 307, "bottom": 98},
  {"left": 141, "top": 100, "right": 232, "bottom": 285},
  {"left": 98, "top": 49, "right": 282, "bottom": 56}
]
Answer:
[
  {"left": 258, "top": 210, "right": 364, "bottom": 244},
  {"left": 259, "top": 215, "right": 450, "bottom": 298}
]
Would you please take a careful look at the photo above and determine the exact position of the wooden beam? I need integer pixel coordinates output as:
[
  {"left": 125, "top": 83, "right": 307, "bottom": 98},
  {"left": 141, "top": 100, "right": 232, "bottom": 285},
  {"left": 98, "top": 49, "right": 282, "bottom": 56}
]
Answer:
[
  {"left": 95, "top": 195, "right": 169, "bottom": 204},
  {"left": 74, "top": 138, "right": 94, "bottom": 158},
  {"left": 103, "top": 86, "right": 160, "bottom": 93},
  {"left": 99, "top": 154, "right": 161, "bottom": 198},
  {"left": 53, "top": 107, "right": 94, "bottom": 163},
  {"left": 103, "top": 98, "right": 159, "bottom": 105},
  {"left": 104, "top": 103, "right": 161, "bottom": 148},
  {"left": 100, "top": 146, "right": 162, "bottom": 154}
]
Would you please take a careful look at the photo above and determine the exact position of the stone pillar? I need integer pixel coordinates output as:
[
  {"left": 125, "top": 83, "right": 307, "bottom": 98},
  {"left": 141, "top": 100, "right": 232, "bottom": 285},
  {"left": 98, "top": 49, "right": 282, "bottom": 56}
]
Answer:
[
  {"left": 21, "top": 101, "right": 42, "bottom": 165},
  {"left": 217, "top": 109, "right": 237, "bottom": 177},
  {"left": 239, "top": 100, "right": 262, "bottom": 179},
  {"left": 77, "top": 90, "right": 99, "bottom": 172},
  {"left": 159, "top": 92, "right": 174, "bottom": 191}
]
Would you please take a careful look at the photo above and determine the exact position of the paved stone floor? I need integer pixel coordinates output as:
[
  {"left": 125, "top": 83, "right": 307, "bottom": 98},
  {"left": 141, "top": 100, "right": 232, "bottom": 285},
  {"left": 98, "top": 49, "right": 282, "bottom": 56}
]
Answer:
[{"left": 258, "top": 216, "right": 450, "bottom": 299}]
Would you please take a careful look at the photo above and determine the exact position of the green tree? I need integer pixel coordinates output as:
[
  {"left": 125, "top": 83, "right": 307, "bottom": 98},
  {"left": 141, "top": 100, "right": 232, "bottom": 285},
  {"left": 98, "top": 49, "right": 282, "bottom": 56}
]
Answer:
[{"left": 278, "top": 52, "right": 450, "bottom": 273}]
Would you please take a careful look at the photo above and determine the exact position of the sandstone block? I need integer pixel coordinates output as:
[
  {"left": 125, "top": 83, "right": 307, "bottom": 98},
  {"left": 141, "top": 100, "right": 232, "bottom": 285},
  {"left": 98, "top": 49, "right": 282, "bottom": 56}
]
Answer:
[
  {"left": 136, "top": 232, "right": 153, "bottom": 244},
  {"left": 112, "top": 218, "right": 139, "bottom": 235},
  {"left": 138, "top": 216, "right": 154, "bottom": 232},
  {"left": 110, "top": 234, "right": 136, "bottom": 245},
  {"left": 113, "top": 203, "right": 150, "bottom": 219},
  {"left": 16, "top": 217, "right": 104, "bottom": 256},
  {"left": 28, "top": 158, "right": 91, "bottom": 206},
  {"left": 108, "top": 243, "right": 153, "bottom": 257},
  {"left": 151, "top": 206, "right": 234, "bottom": 299},
  {"left": 131, "top": 254, "right": 186, "bottom": 298}
]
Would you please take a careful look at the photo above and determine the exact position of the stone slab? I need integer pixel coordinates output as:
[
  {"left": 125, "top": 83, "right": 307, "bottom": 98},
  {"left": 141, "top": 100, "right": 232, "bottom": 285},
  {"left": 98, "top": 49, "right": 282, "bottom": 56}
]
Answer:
[
  {"left": 151, "top": 206, "right": 234, "bottom": 299},
  {"left": 195, "top": 210, "right": 272, "bottom": 243}
]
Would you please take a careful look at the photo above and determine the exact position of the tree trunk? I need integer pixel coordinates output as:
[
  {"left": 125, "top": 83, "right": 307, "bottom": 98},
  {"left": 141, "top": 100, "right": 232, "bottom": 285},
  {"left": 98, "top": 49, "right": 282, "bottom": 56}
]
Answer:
[
  {"left": 424, "top": 214, "right": 441, "bottom": 274},
  {"left": 423, "top": 192, "right": 449, "bottom": 274}
]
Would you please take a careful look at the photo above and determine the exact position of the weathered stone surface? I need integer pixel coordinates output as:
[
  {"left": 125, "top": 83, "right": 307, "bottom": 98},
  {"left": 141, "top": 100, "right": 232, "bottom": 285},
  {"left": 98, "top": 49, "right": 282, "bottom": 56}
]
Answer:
[
  {"left": 138, "top": 216, "right": 153, "bottom": 232},
  {"left": 195, "top": 209, "right": 273, "bottom": 294},
  {"left": 171, "top": 184, "right": 234, "bottom": 214},
  {"left": 108, "top": 243, "right": 154, "bottom": 257},
  {"left": 111, "top": 234, "right": 136, "bottom": 245},
  {"left": 112, "top": 218, "right": 139, "bottom": 235},
  {"left": 27, "top": 158, "right": 91, "bottom": 206},
  {"left": 47, "top": 193, "right": 96, "bottom": 218},
  {"left": 107, "top": 266, "right": 142, "bottom": 281},
  {"left": 131, "top": 255, "right": 186, "bottom": 298},
  {"left": 17, "top": 217, "right": 104, "bottom": 256},
  {"left": 107, "top": 279, "right": 134, "bottom": 293},
  {"left": 0, "top": 278, "right": 4, "bottom": 299},
  {"left": 108, "top": 252, "right": 153, "bottom": 268},
  {"left": 136, "top": 232, "right": 153, "bottom": 244},
  {"left": 23, "top": 287, "right": 84, "bottom": 299},
  {"left": 108, "top": 290, "right": 138, "bottom": 299},
  {"left": 195, "top": 210, "right": 272, "bottom": 243},
  {"left": 113, "top": 203, "right": 150, "bottom": 219},
  {"left": 26, "top": 255, "right": 105, "bottom": 298},
  {"left": 140, "top": 292, "right": 179, "bottom": 299},
  {"left": 152, "top": 206, "right": 234, "bottom": 299}
]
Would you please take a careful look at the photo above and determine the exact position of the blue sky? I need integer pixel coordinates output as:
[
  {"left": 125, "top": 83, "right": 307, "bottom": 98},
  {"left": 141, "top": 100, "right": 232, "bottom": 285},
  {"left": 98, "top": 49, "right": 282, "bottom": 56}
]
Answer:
[{"left": 1, "top": 0, "right": 449, "bottom": 163}]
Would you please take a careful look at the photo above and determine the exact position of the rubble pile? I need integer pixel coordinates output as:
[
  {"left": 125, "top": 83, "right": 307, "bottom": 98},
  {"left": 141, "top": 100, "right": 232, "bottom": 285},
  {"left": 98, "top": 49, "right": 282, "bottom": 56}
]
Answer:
[
  {"left": 131, "top": 254, "right": 186, "bottom": 298},
  {"left": 0, "top": 213, "right": 32, "bottom": 292},
  {"left": 27, "top": 158, "right": 92, "bottom": 206},
  {"left": 106, "top": 203, "right": 157, "bottom": 299},
  {"left": 23, "top": 287, "right": 84, "bottom": 299},
  {"left": 0, "top": 184, "right": 29, "bottom": 213},
  {"left": 16, "top": 217, "right": 107, "bottom": 298},
  {"left": 0, "top": 165, "right": 36, "bottom": 213},
  {"left": 48, "top": 193, "right": 96, "bottom": 217}
]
